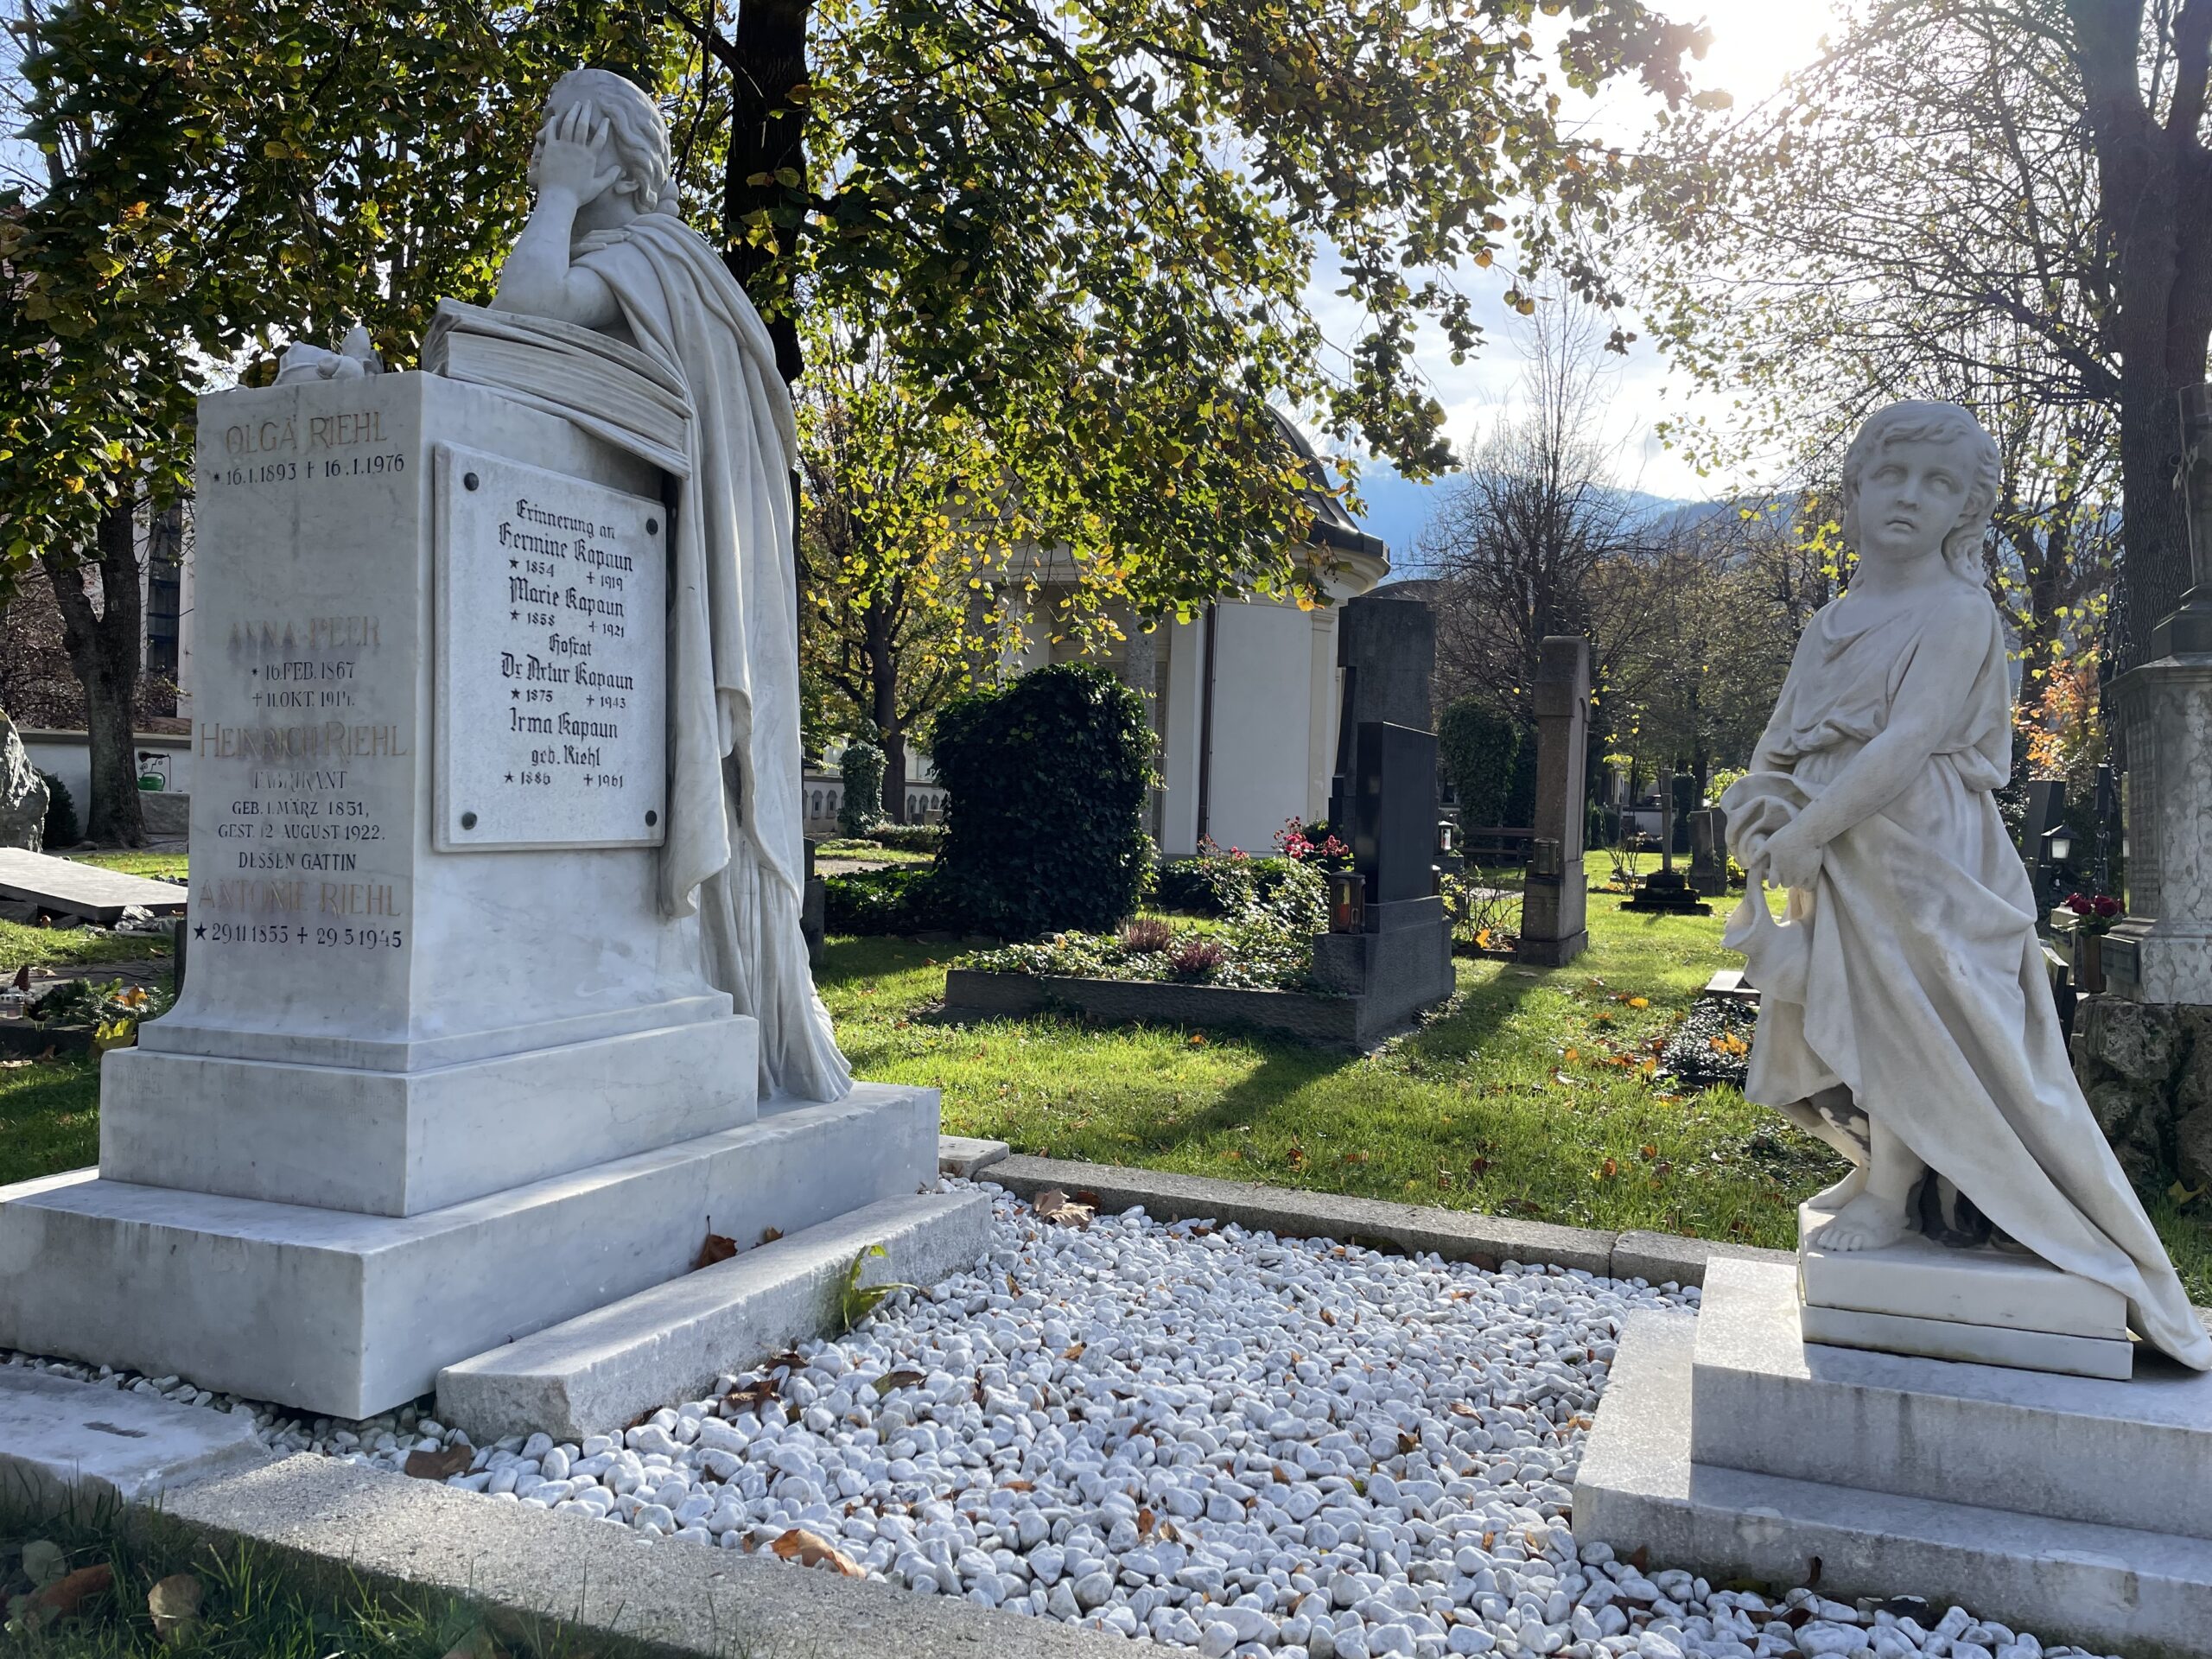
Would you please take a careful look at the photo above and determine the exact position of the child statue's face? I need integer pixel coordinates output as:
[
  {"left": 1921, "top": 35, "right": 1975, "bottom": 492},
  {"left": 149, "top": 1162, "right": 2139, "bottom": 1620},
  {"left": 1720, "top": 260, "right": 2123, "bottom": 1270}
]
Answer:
[{"left": 1855, "top": 433, "right": 1975, "bottom": 566}]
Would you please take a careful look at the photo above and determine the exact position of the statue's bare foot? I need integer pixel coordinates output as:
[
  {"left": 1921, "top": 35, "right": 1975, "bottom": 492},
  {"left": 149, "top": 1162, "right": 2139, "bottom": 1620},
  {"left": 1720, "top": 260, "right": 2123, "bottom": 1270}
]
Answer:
[
  {"left": 1807, "top": 1192, "right": 1911, "bottom": 1252},
  {"left": 1805, "top": 1166, "right": 1868, "bottom": 1215}
]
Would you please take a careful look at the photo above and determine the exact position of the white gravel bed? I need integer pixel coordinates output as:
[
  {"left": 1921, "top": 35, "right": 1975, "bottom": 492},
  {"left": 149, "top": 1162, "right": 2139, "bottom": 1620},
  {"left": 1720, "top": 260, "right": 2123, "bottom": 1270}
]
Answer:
[{"left": 5, "top": 1180, "right": 2116, "bottom": 1659}]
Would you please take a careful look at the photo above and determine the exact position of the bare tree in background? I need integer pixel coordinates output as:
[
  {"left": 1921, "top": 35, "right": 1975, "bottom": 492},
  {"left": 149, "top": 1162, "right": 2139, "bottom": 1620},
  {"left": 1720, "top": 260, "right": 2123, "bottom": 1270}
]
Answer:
[{"left": 1416, "top": 304, "right": 1646, "bottom": 723}]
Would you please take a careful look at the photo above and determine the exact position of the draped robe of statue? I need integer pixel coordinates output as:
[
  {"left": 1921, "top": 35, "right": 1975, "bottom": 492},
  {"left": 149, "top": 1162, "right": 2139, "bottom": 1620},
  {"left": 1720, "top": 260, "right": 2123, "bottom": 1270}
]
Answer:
[
  {"left": 566, "top": 213, "right": 851, "bottom": 1102},
  {"left": 1721, "top": 577, "right": 2209, "bottom": 1369}
]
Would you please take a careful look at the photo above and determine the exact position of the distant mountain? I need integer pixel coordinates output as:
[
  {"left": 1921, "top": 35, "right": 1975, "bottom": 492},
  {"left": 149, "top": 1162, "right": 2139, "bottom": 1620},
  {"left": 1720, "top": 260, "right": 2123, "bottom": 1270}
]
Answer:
[{"left": 1338, "top": 462, "right": 1711, "bottom": 573}]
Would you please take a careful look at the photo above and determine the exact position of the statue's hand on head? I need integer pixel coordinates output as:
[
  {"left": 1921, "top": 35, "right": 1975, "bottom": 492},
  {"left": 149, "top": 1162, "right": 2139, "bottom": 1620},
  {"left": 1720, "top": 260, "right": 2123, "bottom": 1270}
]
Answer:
[{"left": 529, "top": 104, "right": 623, "bottom": 208}]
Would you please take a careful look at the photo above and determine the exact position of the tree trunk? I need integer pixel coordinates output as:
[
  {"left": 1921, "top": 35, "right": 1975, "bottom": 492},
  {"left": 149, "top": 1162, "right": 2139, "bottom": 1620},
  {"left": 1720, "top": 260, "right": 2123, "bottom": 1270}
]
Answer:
[
  {"left": 41, "top": 498, "right": 146, "bottom": 847},
  {"left": 2067, "top": 0, "right": 2212, "bottom": 664},
  {"left": 863, "top": 599, "right": 906, "bottom": 822},
  {"left": 721, "top": 0, "right": 811, "bottom": 389}
]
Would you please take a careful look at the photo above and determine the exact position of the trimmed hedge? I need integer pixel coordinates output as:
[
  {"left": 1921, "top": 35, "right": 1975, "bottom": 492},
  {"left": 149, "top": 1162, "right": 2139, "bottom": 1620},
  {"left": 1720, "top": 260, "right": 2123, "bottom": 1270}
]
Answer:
[
  {"left": 39, "top": 770, "right": 78, "bottom": 849},
  {"left": 929, "top": 664, "right": 1154, "bottom": 940}
]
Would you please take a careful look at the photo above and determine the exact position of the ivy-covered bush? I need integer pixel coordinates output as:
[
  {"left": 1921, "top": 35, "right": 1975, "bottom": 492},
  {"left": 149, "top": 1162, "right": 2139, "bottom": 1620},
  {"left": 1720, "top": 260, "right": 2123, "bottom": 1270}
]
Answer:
[
  {"left": 1438, "top": 698, "right": 1522, "bottom": 826},
  {"left": 930, "top": 664, "right": 1154, "bottom": 939},
  {"left": 836, "top": 739, "right": 886, "bottom": 836},
  {"left": 823, "top": 865, "right": 950, "bottom": 935}
]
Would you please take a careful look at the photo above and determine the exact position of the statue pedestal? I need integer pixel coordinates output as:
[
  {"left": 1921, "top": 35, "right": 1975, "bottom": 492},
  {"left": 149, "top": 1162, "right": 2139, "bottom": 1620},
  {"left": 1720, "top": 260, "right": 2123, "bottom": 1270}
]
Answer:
[
  {"left": 0, "top": 373, "right": 955, "bottom": 1424},
  {"left": 1574, "top": 1261, "right": 2212, "bottom": 1658}
]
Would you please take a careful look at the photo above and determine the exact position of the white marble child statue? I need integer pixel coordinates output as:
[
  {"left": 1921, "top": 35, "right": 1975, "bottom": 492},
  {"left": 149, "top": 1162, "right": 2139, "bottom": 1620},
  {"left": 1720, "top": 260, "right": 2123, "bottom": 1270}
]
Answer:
[{"left": 1720, "top": 399, "right": 2211, "bottom": 1369}]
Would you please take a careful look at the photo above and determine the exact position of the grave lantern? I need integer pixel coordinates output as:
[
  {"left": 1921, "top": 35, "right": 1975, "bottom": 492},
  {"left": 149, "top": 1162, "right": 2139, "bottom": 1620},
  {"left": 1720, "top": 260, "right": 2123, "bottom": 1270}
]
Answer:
[
  {"left": 1327, "top": 869, "right": 1367, "bottom": 933},
  {"left": 2044, "top": 823, "right": 2075, "bottom": 866}
]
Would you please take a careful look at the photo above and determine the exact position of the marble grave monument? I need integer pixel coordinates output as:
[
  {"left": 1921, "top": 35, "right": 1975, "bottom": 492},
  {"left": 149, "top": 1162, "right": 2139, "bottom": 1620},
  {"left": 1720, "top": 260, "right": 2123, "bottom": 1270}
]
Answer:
[
  {"left": 1575, "top": 401, "right": 2212, "bottom": 1654},
  {"left": 0, "top": 70, "right": 981, "bottom": 1426}
]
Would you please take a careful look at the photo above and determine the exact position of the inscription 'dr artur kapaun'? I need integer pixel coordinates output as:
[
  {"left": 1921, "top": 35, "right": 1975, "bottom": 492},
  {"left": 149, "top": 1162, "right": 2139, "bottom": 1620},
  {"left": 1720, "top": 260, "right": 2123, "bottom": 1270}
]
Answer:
[{"left": 433, "top": 444, "right": 667, "bottom": 850}]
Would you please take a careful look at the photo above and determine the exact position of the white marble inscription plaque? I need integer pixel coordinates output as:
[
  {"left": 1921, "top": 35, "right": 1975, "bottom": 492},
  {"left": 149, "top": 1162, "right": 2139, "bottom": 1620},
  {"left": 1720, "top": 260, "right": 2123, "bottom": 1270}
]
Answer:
[{"left": 435, "top": 444, "right": 666, "bottom": 850}]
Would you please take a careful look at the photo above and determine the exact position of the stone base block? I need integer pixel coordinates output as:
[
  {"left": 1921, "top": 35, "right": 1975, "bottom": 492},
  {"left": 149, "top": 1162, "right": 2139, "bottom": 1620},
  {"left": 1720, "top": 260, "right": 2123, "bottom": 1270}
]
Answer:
[
  {"left": 0, "top": 1083, "right": 938, "bottom": 1421},
  {"left": 1309, "top": 912, "right": 1454, "bottom": 1032},
  {"left": 1574, "top": 1311, "right": 2212, "bottom": 1659},
  {"left": 1794, "top": 1201, "right": 2131, "bottom": 1376},
  {"left": 438, "top": 1190, "right": 993, "bottom": 1440},
  {"left": 99, "top": 1014, "right": 760, "bottom": 1217},
  {"left": 0, "top": 1368, "right": 270, "bottom": 1516},
  {"left": 1693, "top": 1259, "right": 2212, "bottom": 1536},
  {"left": 1797, "top": 1299, "right": 2132, "bottom": 1379}
]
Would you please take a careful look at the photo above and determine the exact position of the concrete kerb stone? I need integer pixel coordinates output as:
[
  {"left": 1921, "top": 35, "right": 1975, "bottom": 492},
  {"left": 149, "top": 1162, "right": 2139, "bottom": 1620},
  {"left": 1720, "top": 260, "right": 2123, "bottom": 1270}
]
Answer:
[
  {"left": 158, "top": 1453, "right": 1131, "bottom": 1659},
  {"left": 982, "top": 1157, "right": 1798, "bottom": 1287},
  {"left": 984, "top": 1155, "right": 1617, "bottom": 1274}
]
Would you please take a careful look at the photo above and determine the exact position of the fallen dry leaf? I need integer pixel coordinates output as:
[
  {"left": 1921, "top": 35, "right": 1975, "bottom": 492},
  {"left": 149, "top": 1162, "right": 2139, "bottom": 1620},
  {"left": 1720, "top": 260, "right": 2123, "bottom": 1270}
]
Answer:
[
  {"left": 768, "top": 1528, "right": 866, "bottom": 1577},
  {"left": 148, "top": 1573, "right": 202, "bottom": 1645},
  {"left": 695, "top": 1230, "right": 739, "bottom": 1270},
  {"left": 404, "top": 1444, "right": 474, "bottom": 1480},
  {"left": 1033, "top": 1189, "right": 1096, "bottom": 1227},
  {"left": 759, "top": 1226, "right": 784, "bottom": 1245},
  {"left": 872, "top": 1369, "right": 925, "bottom": 1397},
  {"left": 31, "top": 1563, "right": 112, "bottom": 1617}
]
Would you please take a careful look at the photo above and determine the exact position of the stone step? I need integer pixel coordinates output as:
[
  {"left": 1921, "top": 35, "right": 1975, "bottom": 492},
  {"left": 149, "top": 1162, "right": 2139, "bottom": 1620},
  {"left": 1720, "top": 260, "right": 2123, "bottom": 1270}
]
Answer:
[
  {"left": 0, "top": 1367, "right": 270, "bottom": 1515},
  {"left": 437, "top": 1189, "right": 992, "bottom": 1440},
  {"left": 1574, "top": 1310, "right": 2212, "bottom": 1659},
  {"left": 1694, "top": 1259, "right": 2212, "bottom": 1541}
]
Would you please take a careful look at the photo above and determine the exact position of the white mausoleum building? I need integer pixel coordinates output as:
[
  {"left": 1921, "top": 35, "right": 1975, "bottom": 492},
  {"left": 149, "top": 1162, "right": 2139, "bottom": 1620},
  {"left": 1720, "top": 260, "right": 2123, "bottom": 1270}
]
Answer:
[{"left": 1000, "top": 432, "right": 1389, "bottom": 858}]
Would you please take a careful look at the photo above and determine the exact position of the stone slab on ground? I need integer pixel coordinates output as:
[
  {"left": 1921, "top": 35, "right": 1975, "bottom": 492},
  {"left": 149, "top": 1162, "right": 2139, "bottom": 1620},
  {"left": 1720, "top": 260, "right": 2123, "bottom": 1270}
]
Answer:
[
  {"left": 437, "top": 1190, "right": 993, "bottom": 1441},
  {"left": 0, "top": 1084, "right": 939, "bottom": 1421},
  {"left": 161, "top": 1452, "right": 1131, "bottom": 1659},
  {"left": 938, "top": 1135, "right": 1010, "bottom": 1178},
  {"left": 0, "top": 1368, "right": 269, "bottom": 1514},
  {"left": 982, "top": 1155, "right": 1615, "bottom": 1274},
  {"left": 1698, "top": 969, "right": 1758, "bottom": 1004},
  {"left": 0, "top": 848, "right": 187, "bottom": 923},
  {"left": 1574, "top": 1309, "right": 2212, "bottom": 1659}
]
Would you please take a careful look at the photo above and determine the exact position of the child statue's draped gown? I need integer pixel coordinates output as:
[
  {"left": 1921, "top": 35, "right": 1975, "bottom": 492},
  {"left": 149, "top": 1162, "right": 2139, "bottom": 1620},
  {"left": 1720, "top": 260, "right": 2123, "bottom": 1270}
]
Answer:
[{"left": 1722, "top": 577, "right": 2211, "bottom": 1369}]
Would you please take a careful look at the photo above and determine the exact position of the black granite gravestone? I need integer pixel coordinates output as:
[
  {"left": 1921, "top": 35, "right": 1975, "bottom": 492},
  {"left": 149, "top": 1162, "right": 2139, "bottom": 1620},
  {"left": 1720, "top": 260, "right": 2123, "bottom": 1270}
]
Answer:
[{"left": 1327, "top": 592, "right": 1435, "bottom": 841}]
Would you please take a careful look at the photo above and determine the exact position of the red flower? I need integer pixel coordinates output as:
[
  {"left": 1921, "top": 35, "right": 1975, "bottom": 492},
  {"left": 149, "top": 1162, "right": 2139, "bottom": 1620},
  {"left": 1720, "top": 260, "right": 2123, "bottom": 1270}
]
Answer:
[{"left": 2093, "top": 894, "right": 2123, "bottom": 918}]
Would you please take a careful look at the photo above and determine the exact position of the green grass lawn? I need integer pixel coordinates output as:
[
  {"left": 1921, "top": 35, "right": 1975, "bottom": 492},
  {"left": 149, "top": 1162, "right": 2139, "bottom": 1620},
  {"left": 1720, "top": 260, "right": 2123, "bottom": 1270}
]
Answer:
[
  {"left": 7, "top": 848, "right": 2210, "bottom": 1302},
  {"left": 823, "top": 876, "right": 1853, "bottom": 1255},
  {"left": 1, "top": 1503, "right": 663, "bottom": 1659},
  {"left": 0, "top": 853, "right": 182, "bottom": 976},
  {"left": 0, "top": 923, "right": 169, "bottom": 975},
  {"left": 70, "top": 852, "right": 190, "bottom": 880}
]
